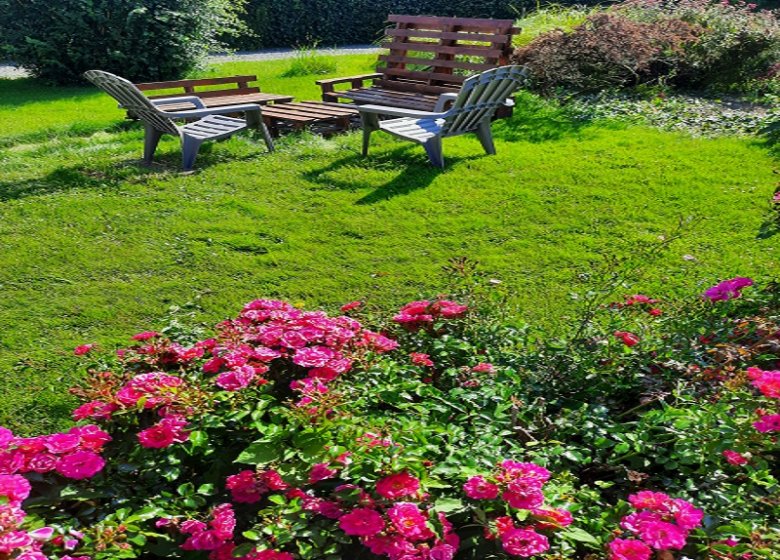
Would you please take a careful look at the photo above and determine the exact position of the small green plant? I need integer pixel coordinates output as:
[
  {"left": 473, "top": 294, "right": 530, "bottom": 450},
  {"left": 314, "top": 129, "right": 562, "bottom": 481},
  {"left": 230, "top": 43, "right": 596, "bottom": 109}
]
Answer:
[{"left": 282, "top": 42, "right": 337, "bottom": 77}]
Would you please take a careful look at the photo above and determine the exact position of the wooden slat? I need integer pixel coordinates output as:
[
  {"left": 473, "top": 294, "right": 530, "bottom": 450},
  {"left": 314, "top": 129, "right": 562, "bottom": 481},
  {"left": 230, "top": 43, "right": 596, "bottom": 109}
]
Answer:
[
  {"left": 380, "top": 41, "right": 504, "bottom": 58},
  {"left": 157, "top": 93, "right": 293, "bottom": 112},
  {"left": 147, "top": 87, "right": 260, "bottom": 100},
  {"left": 383, "top": 67, "right": 466, "bottom": 84},
  {"left": 373, "top": 78, "right": 459, "bottom": 95},
  {"left": 387, "top": 14, "right": 515, "bottom": 32},
  {"left": 385, "top": 28, "right": 511, "bottom": 44},
  {"left": 136, "top": 75, "right": 258, "bottom": 91},
  {"left": 378, "top": 54, "right": 493, "bottom": 73}
]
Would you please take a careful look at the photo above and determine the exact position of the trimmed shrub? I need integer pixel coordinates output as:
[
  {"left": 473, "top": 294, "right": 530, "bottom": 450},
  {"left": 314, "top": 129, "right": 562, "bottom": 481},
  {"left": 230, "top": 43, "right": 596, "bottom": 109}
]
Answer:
[
  {"left": 231, "top": 0, "right": 518, "bottom": 50},
  {"left": 512, "top": 13, "right": 699, "bottom": 93},
  {"left": 0, "top": 0, "right": 247, "bottom": 84},
  {"left": 618, "top": 0, "right": 780, "bottom": 90}
]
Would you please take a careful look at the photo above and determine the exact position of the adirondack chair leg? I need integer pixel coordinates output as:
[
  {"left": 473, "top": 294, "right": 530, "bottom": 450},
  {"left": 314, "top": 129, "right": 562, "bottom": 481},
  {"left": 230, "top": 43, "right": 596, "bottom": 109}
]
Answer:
[
  {"left": 181, "top": 135, "right": 204, "bottom": 171},
  {"left": 143, "top": 125, "right": 163, "bottom": 165},
  {"left": 422, "top": 137, "right": 445, "bottom": 168},
  {"left": 247, "top": 111, "right": 275, "bottom": 153},
  {"left": 475, "top": 119, "right": 496, "bottom": 156},
  {"left": 361, "top": 112, "right": 380, "bottom": 156}
]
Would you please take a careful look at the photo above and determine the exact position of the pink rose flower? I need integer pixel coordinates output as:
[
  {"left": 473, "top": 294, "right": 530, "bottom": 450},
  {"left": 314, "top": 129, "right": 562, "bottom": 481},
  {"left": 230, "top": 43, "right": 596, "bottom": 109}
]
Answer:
[
  {"left": 703, "top": 277, "right": 754, "bottom": 301},
  {"left": 137, "top": 416, "right": 189, "bottom": 449},
  {"left": 471, "top": 362, "right": 495, "bottom": 374},
  {"left": 614, "top": 331, "right": 640, "bottom": 347},
  {"left": 376, "top": 472, "right": 420, "bottom": 500},
  {"left": 722, "top": 450, "right": 749, "bottom": 466},
  {"left": 608, "top": 538, "right": 652, "bottom": 560},
  {"left": 500, "top": 528, "right": 549, "bottom": 557},
  {"left": 308, "top": 463, "right": 337, "bottom": 483},
  {"left": 0, "top": 474, "right": 31, "bottom": 505},
  {"left": 215, "top": 366, "right": 257, "bottom": 391},
  {"left": 410, "top": 353, "right": 434, "bottom": 367},
  {"left": 44, "top": 432, "right": 81, "bottom": 454},
  {"left": 753, "top": 414, "right": 780, "bottom": 433},
  {"left": 131, "top": 331, "right": 160, "bottom": 341},
  {"left": 293, "top": 346, "right": 337, "bottom": 368},
  {"left": 637, "top": 520, "right": 688, "bottom": 550},
  {"left": 73, "top": 344, "right": 95, "bottom": 356},
  {"left": 628, "top": 491, "right": 671, "bottom": 512},
  {"left": 387, "top": 502, "right": 433, "bottom": 541},
  {"left": 338, "top": 508, "right": 385, "bottom": 537},
  {"left": 226, "top": 470, "right": 268, "bottom": 504},
  {"left": 340, "top": 301, "right": 363, "bottom": 312},
  {"left": 55, "top": 450, "right": 105, "bottom": 479},
  {"left": 463, "top": 475, "right": 499, "bottom": 500},
  {"left": 749, "top": 368, "right": 780, "bottom": 399}
]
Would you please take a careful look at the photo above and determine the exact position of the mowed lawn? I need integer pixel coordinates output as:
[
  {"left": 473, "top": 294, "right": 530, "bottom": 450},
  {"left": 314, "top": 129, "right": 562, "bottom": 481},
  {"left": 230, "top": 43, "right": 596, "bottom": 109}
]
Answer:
[{"left": 0, "top": 55, "right": 777, "bottom": 433}]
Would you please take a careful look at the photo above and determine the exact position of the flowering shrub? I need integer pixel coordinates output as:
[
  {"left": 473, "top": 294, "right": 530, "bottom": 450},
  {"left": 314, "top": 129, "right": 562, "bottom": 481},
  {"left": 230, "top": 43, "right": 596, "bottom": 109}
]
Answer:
[{"left": 1, "top": 275, "right": 779, "bottom": 559}]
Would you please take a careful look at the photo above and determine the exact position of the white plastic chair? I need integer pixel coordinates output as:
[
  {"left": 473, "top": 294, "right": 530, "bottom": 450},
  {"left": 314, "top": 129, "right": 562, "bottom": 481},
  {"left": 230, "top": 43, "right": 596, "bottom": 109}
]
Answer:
[
  {"left": 358, "top": 66, "right": 526, "bottom": 168},
  {"left": 84, "top": 70, "right": 274, "bottom": 171}
]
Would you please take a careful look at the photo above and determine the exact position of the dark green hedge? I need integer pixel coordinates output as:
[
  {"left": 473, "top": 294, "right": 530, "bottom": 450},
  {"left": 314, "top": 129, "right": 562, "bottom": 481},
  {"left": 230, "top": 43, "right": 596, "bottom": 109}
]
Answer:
[{"left": 231, "top": 0, "right": 523, "bottom": 49}]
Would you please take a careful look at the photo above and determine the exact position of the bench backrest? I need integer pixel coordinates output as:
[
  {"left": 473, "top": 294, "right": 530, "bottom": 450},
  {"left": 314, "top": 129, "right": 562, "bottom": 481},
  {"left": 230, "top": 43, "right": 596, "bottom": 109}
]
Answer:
[
  {"left": 377, "top": 14, "right": 519, "bottom": 97},
  {"left": 135, "top": 75, "right": 260, "bottom": 100}
]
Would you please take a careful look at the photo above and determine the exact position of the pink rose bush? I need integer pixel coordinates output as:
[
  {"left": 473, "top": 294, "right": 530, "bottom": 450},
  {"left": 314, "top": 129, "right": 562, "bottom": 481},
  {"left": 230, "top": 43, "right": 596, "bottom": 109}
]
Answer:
[
  {"left": 4, "top": 282, "right": 779, "bottom": 560},
  {"left": 608, "top": 491, "right": 703, "bottom": 557}
]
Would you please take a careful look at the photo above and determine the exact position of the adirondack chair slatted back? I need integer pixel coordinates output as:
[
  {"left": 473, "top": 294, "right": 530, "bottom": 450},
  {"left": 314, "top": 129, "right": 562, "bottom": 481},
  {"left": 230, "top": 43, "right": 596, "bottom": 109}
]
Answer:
[
  {"left": 442, "top": 66, "right": 526, "bottom": 136},
  {"left": 377, "top": 15, "right": 519, "bottom": 97},
  {"left": 84, "top": 70, "right": 180, "bottom": 136}
]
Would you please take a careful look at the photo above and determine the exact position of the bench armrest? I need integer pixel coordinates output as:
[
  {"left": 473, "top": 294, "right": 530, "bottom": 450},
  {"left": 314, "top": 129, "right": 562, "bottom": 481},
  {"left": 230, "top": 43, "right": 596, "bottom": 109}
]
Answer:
[
  {"left": 152, "top": 96, "right": 205, "bottom": 109},
  {"left": 163, "top": 103, "right": 262, "bottom": 119},
  {"left": 317, "top": 73, "right": 383, "bottom": 100},
  {"left": 356, "top": 104, "right": 449, "bottom": 119}
]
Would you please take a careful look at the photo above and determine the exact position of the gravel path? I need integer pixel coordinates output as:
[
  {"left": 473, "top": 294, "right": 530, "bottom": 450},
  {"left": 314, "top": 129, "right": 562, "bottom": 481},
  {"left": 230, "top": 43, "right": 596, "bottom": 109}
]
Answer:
[{"left": 0, "top": 45, "right": 381, "bottom": 79}]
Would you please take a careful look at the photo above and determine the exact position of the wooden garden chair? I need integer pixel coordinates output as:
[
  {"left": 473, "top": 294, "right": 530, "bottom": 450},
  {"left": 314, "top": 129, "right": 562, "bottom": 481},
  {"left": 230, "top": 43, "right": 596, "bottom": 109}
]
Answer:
[
  {"left": 84, "top": 70, "right": 275, "bottom": 171},
  {"left": 358, "top": 65, "right": 526, "bottom": 168}
]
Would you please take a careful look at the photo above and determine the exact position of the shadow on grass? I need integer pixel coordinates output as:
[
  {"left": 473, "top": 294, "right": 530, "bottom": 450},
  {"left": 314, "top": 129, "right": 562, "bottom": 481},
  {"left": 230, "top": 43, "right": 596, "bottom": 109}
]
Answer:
[
  {"left": 0, "top": 119, "right": 136, "bottom": 150},
  {"left": 302, "top": 145, "right": 484, "bottom": 204},
  {"left": 492, "top": 91, "right": 596, "bottom": 143},
  {"left": 0, "top": 76, "right": 99, "bottom": 109},
  {"left": 0, "top": 143, "right": 269, "bottom": 202}
]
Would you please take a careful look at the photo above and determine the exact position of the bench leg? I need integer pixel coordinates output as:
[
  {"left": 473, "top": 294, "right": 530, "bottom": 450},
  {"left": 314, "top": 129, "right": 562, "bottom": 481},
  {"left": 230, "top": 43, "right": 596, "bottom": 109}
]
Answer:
[{"left": 361, "top": 112, "right": 380, "bottom": 156}]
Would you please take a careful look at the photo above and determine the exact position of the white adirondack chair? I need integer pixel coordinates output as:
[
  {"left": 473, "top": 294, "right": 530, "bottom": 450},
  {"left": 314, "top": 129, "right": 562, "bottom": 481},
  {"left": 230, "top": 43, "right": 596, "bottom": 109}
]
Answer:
[
  {"left": 358, "top": 66, "right": 526, "bottom": 168},
  {"left": 84, "top": 70, "right": 275, "bottom": 171}
]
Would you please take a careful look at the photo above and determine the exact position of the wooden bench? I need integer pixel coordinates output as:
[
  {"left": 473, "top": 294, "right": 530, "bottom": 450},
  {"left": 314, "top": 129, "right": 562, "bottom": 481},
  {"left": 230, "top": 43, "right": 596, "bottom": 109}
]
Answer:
[
  {"left": 134, "top": 75, "right": 293, "bottom": 113},
  {"left": 317, "top": 15, "right": 520, "bottom": 112}
]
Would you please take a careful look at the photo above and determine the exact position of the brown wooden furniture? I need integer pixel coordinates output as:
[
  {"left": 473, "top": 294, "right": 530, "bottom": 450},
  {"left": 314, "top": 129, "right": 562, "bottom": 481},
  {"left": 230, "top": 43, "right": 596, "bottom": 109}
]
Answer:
[
  {"left": 317, "top": 15, "right": 520, "bottom": 112},
  {"left": 260, "top": 102, "right": 360, "bottom": 137},
  {"left": 134, "top": 75, "right": 293, "bottom": 112}
]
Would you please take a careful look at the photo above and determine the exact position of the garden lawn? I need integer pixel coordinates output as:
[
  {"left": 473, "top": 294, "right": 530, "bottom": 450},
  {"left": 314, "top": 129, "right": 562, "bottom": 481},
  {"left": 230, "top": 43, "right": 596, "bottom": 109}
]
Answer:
[{"left": 0, "top": 55, "right": 777, "bottom": 434}]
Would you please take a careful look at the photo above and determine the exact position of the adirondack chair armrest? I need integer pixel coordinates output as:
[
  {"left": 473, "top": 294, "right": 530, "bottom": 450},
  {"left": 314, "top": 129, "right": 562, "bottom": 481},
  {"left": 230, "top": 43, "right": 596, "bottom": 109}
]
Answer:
[
  {"left": 152, "top": 96, "right": 206, "bottom": 109},
  {"left": 356, "top": 104, "right": 449, "bottom": 119},
  {"left": 164, "top": 104, "right": 262, "bottom": 119},
  {"left": 434, "top": 93, "right": 459, "bottom": 112}
]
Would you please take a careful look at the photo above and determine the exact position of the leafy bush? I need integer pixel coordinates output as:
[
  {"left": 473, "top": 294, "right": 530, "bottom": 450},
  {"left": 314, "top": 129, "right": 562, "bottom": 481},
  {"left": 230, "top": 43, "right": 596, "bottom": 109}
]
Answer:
[
  {"left": 1, "top": 265, "right": 779, "bottom": 559},
  {"left": 618, "top": 0, "right": 780, "bottom": 91},
  {"left": 512, "top": 13, "right": 699, "bottom": 93},
  {"left": 0, "top": 0, "right": 247, "bottom": 84}
]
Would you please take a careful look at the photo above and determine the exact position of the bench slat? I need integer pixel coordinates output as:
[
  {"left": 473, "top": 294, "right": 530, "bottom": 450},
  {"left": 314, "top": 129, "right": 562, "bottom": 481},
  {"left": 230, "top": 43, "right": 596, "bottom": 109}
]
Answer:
[
  {"left": 382, "top": 67, "right": 466, "bottom": 84},
  {"left": 136, "top": 75, "right": 259, "bottom": 91},
  {"left": 385, "top": 28, "right": 511, "bottom": 43},
  {"left": 386, "top": 14, "right": 515, "bottom": 32},
  {"left": 381, "top": 41, "right": 504, "bottom": 58},
  {"left": 378, "top": 54, "right": 495, "bottom": 73}
]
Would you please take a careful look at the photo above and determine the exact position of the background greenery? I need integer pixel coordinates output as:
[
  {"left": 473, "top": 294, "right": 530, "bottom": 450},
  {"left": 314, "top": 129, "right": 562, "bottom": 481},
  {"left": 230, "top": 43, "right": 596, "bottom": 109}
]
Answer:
[{"left": 0, "top": 54, "right": 777, "bottom": 435}]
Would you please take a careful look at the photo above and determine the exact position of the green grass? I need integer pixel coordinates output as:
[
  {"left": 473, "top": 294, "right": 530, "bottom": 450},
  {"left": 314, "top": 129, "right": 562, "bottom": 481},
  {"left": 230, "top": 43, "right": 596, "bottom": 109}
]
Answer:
[
  {"left": 513, "top": 4, "right": 599, "bottom": 47},
  {"left": 0, "top": 55, "right": 777, "bottom": 434}
]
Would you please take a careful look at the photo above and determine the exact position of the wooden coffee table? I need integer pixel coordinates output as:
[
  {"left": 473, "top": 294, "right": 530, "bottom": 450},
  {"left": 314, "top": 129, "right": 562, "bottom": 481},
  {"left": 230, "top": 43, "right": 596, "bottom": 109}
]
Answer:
[{"left": 260, "top": 102, "right": 360, "bottom": 136}]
